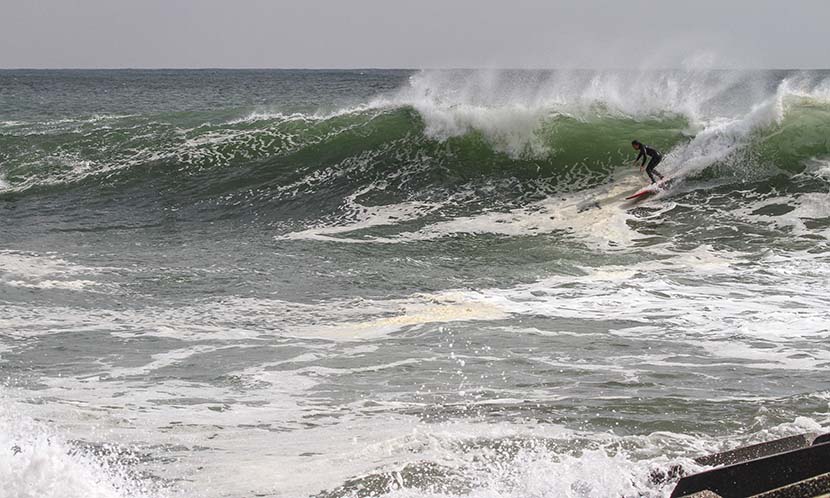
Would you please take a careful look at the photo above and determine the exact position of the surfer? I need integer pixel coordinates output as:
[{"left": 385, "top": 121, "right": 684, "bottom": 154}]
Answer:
[{"left": 631, "top": 140, "right": 664, "bottom": 184}]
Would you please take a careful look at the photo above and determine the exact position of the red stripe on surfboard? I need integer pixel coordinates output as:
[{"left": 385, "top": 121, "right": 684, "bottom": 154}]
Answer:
[
  {"left": 625, "top": 189, "right": 654, "bottom": 200},
  {"left": 625, "top": 177, "right": 672, "bottom": 200}
]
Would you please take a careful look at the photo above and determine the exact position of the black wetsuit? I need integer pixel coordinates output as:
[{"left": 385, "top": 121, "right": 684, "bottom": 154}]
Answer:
[{"left": 636, "top": 145, "right": 663, "bottom": 183}]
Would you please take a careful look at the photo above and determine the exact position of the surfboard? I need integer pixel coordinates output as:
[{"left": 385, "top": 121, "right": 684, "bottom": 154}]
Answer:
[{"left": 625, "top": 178, "right": 672, "bottom": 201}]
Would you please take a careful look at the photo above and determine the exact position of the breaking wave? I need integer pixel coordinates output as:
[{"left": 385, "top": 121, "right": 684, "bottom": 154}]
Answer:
[{"left": 1, "top": 69, "right": 828, "bottom": 217}]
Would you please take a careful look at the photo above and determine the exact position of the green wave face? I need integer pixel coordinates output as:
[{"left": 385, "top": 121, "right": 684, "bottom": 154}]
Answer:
[
  {"left": 752, "top": 98, "right": 830, "bottom": 167},
  {"left": 0, "top": 108, "right": 682, "bottom": 197}
]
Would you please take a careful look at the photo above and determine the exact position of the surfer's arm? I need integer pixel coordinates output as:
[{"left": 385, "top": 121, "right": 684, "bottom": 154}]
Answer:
[{"left": 634, "top": 149, "right": 645, "bottom": 166}]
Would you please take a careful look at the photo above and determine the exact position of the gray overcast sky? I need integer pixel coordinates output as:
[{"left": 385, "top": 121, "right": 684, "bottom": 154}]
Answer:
[{"left": 2, "top": 0, "right": 829, "bottom": 69}]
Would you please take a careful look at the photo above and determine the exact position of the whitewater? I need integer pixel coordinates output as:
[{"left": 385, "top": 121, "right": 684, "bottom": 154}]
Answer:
[{"left": 1, "top": 68, "right": 829, "bottom": 498}]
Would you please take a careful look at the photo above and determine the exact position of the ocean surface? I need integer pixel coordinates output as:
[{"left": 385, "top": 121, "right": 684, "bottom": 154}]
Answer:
[{"left": 1, "top": 69, "right": 829, "bottom": 498}]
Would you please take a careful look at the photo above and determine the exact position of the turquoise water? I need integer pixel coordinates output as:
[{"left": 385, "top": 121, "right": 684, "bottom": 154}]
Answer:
[{"left": 1, "top": 69, "right": 829, "bottom": 498}]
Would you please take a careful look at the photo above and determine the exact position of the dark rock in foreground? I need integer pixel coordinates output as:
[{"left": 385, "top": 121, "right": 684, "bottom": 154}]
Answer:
[{"left": 672, "top": 432, "right": 830, "bottom": 498}]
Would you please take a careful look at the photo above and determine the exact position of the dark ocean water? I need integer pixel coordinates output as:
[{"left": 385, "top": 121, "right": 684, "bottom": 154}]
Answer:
[{"left": 1, "top": 69, "right": 829, "bottom": 498}]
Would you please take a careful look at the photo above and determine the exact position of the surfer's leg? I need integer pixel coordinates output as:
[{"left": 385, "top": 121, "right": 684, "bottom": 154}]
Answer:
[
  {"left": 646, "top": 157, "right": 663, "bottom": 183},
  {"left": 645, "top": 160, "right": 657, "bottom": 183}
]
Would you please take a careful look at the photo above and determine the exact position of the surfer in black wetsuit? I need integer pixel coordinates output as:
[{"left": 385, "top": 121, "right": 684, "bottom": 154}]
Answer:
[{"left": 631, "top": 140, "right": 664, "bottom": 184}]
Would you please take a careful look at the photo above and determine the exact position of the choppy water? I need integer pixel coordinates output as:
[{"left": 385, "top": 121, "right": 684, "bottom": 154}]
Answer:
[{"left": 1, "top": 69, "right": 829, "bottom": 498}]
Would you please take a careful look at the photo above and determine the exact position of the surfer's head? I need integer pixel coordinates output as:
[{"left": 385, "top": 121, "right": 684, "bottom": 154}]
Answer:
[{"left": 631, "top": 140, "right": 641, "bottom": 150}]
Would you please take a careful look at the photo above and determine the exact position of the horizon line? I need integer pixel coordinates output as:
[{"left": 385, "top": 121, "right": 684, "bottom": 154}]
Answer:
[{"left": 1, "top": 66, "right": 828, "bottom": 72}]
